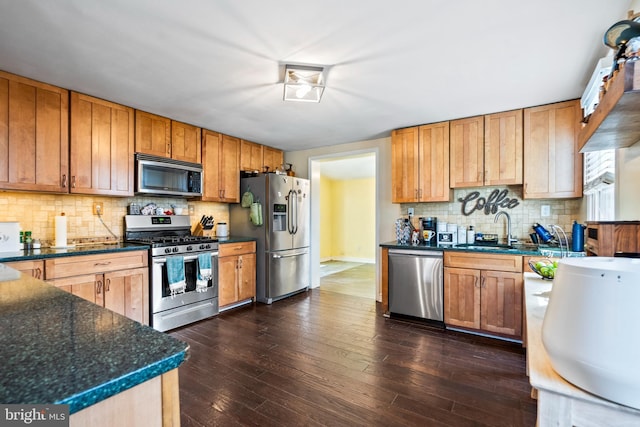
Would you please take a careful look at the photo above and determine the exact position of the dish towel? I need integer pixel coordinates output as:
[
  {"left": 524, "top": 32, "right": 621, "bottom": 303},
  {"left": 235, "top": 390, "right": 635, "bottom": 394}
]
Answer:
[
  {"left": 250, "top": 201, "right": 263, "bottom": 226},
  {"left": 196, "top": 253, "right": 212, "bottom": 292},
  {"left": 166, "top": 256, "right": 186, "bottom": 297}
]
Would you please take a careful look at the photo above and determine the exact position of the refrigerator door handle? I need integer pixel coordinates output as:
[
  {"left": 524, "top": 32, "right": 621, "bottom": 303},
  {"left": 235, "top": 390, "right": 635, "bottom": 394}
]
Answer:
[
  {"left": 292, "top": 189, "right": 298, "bottom": 235},
  {"left": 272, "top": 250, "right": 308, "bottom": 259}
]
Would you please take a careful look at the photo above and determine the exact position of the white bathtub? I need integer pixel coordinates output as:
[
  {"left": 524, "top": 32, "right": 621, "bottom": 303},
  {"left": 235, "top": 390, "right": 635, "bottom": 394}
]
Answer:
[{"left": 542, "top": 257, "right": 640, "bottom": 410}]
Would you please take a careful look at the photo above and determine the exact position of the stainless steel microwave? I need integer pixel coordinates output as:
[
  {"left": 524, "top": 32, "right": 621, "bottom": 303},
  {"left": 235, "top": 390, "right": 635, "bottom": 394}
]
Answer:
[{"left": 135, "top": 153, "right": 202, "bottom": 197}]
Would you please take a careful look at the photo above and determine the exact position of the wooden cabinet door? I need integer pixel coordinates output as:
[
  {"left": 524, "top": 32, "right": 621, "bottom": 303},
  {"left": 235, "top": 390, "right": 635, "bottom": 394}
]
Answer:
[
  {"left": 218, "top": 255, "right": 238, "bottom": 307},
  {"left": 263, "top": 146, "right": 283, "bottom": 172},
  {"left": 450, "top": 116, "right": 484, "bottom": 188},
  {"left": 480, "top": 270, "right": 523, "bottom": 338},
  {"left": 523, "top": 99, "right": 582, "bottom": 198},
  {"left": 238, "top": 253, "right": 256, "bottom": 301},
  {"left": 135, "top": 110, "right": 171, "bottom": 158},
  {"left": 4, "top": 260, "right": 44, "bottom": 279},
  {"left": 201, "top": 129, "right": 222, "bottom": 201},
  {"left": 0, "top": 71, "right": 69, "bottom": 193},
  {"left": 484, "top": 109, "right": 523, "bottom": 185},
  {"left": 48, "top": 274, "right": 99, "bottom": 304},
  {"left": 171, "top": 120, "right": 201, "bottom": 163},
  {"left": 240, "top": 139, "right": 263, "bottom": 171},
  {"left": 104, "top": 267, "right": 149, "bottom": 324},
  {"left": 201, "top": 130, "right": 240, "bottom": 202},
  {"left": 70, "top": 92, "right": 135, "bottom": 196},
  {"left": 418, "top": 122, "right": 450, "bottom": 201},
  {"left": 219, "top": 134, "right": 240, "bottom": 202},
  {"left": 391, "top": 127, "right": 419, "bottom": 202},
  {"left": 444, "top": 267, "right": 480, "bottom": 329}
]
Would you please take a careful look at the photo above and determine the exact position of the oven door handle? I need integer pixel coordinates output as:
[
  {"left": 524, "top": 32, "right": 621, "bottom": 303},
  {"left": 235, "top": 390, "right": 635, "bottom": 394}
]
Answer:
[{"left": 153, "top": 253, "right": 219, "bottom": 263}]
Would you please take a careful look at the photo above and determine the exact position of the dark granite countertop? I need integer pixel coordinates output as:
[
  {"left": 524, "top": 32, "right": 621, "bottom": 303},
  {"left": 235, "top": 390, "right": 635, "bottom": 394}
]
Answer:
[
  {"left": 217, "top": 236, "right": 257, "bottom": 244},
  {"left": 0, "top": 265, "right": 188, "bottom": 414},
  {"left": 0, "top": 243, "right": 150, "bottom": 263},
  {"left": 380, "top": 241, "right": 550, "bottom": 256}
]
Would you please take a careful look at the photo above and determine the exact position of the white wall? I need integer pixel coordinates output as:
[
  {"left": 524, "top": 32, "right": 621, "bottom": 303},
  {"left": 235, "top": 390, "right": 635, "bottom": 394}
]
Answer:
[{"left": 285, "top": 137, "right": 401, "bottom": 301}]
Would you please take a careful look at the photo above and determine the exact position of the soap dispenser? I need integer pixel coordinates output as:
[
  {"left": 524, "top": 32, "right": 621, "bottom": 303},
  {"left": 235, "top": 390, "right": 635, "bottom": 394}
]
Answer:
[{"left": 571, "top": 220, "right": 586, "bottom": 252}]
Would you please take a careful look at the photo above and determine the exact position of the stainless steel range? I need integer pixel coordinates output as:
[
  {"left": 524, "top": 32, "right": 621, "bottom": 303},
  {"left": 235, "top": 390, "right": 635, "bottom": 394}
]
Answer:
[{"left": 124, "top": 215, "right": 219, "bottom": 332}]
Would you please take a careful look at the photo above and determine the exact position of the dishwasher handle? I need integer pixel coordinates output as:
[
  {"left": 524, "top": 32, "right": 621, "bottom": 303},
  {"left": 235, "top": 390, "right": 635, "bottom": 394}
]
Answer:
[{"left": 388, "top": 249, "right": 443, "bottom": 258}]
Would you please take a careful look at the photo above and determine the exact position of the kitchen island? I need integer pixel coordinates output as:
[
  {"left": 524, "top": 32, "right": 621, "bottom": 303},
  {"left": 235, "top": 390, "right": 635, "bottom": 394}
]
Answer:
[
  {"left": 524, "top": 273, "right": 640, "bottom": 426},
  {"left": 0, "top": 263, "right": 188, "bottom": 426}
]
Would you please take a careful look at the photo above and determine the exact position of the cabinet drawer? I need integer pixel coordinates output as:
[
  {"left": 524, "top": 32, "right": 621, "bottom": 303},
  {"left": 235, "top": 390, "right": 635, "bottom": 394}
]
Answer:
[
  {"left": 444, "top": 251, "right": 522, "bottom": 273},
  {"left": 4, "top": 260, "right": 45, "bottom": 279},
  {"left": 219, "top": 241, "right": 256, "bottom": 257},
  {"left": 45, "top": 250, "right": 148, "bottom": 279}
]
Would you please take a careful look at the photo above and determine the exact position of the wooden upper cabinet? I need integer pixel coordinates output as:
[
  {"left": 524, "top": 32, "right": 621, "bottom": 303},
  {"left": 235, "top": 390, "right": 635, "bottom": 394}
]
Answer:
[
  {"left": 391, "top": 124, "right": 451, "bottom": 203},
  {"left": 450, "top": 116, "right": 484, "bottom": 188},
  {"left": 523, "top": 99, "right": 582, "bottom": 199},
  {"left": 171, "top": 120, "right": 201, "bottom": 163},
  {"left": 0, "top": 70, "right": 69, "bottom": 193},
  {"left": 70, "top": 92, "right": 135, "bottom": 196},
  {"left": 201, "top": 130, "right": 240, "bottom": 203},
  {"left": 240, "top": 139, "right": 264, "bottom": 172},
  {"left": 263, "top": 146, "right": 283, "bottom": 172},
  {"left": 418, "top": 122, "right": 450, "bottom": 201},
  {"left": 391, "top": 127, "right": 420, "bottom": 202},
  {"left": 135, "top": 111, "right": 201, "bottom": 163},
  {"left": 135, "top": 110, "right": 171, "bottom": 158},
  {"left": 484, "top": 109, "right": 523, "bottom": 186}
]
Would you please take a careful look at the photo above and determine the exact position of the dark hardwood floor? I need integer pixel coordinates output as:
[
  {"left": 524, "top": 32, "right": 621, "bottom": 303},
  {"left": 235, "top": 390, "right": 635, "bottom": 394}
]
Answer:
[{"left": 170, "top": 289, "right": 537, "bottom": 426}]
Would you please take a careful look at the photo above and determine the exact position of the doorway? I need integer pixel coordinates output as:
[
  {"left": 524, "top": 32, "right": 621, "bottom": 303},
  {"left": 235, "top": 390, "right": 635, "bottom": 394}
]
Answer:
[{"left": 309, "top": 150, "right": 378, "bottom": 299}]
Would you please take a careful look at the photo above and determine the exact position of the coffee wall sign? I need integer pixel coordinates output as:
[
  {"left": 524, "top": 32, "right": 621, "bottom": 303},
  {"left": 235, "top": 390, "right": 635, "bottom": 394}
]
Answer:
[{"left": 458, "top": 189, "right": 520, "bottom": 216}]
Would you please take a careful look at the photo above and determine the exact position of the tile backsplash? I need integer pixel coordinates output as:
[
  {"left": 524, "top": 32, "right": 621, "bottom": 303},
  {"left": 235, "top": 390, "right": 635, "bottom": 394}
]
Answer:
[
  {"left": 403, "top": 186, "right": 583, "bottom": 244},
  {"left": 0, "top": 192, "right": 229, "bottom": 246}
]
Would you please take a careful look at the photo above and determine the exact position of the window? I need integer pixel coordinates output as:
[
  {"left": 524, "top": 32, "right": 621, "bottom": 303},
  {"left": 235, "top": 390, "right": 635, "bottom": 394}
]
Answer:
[{"left": 584, "top": 149, "right": 615, "bottom": 220}]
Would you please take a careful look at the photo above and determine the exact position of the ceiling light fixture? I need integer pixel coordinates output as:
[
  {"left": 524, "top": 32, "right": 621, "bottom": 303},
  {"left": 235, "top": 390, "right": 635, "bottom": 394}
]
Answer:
[{"left": 283, "top": 64, "right": 325, "bottom": 103}]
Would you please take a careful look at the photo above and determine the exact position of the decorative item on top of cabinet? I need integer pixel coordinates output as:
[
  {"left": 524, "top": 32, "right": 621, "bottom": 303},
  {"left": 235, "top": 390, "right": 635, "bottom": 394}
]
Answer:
[
  {"left": 444, "top": 251, "right": 523, "bottom": 339},
  {"left": 391, "top": 122, "right": 451, "bottom": 203},
  {"left": 263, "top": 146, "right": 284, "bottom": 173},
  {"left": 70, "top": 92, "right": 135, "bottom": 196},
  {"left": 45, "top": 250, "right": 149, "bottom": 325},
  {"left": 218, "top": 241, "right": 256, "bottom": 310},
  {"left": 523, "top": 99, "right": 582, "bottom": 199},
  {"left": 201, "top": 130, "right": 241, "bottom": 203},
  {"left": 0, "top": 70, "right": 69, "bottom": 193},
  {"left": 450, "top": 116, "right": 484, "bottom": 188},
  {"left": 240, "top": 139, "right": 264, "bottom": 172}
]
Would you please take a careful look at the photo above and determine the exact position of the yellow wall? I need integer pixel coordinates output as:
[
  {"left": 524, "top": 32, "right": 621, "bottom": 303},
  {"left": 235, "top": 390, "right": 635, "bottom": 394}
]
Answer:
[
  {"left": 0, "top": 191, "right": 228, "bottom": 246},
  {"left": 320, "top": 176, "right": 375, "bottom": 262}
]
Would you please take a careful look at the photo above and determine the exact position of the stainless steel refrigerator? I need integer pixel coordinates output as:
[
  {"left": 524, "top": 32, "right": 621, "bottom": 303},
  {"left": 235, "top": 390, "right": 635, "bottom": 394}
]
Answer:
[{"left": 230, "top": 173, "right": 310, "bottom": 304}]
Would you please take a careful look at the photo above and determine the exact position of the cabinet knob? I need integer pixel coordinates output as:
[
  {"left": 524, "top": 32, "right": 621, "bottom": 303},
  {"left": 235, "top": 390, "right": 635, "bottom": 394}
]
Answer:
[
  {"left": 105, "top": 278, "right": 111, "bottom": 292},
  {"left": 71, "top": 176, "right": 76, "bottom": 189},
  {"left": 61, "top": 174, "right": 67, "bottom": 188},
  {"left": 96, "top": 280, "right": 103, "bottom": 294}
]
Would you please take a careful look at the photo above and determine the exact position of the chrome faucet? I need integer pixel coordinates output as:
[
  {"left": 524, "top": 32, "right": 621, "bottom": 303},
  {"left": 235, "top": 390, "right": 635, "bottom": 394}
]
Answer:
[{"left": 494, "top": 211, "right": 518, "bottom": 245}]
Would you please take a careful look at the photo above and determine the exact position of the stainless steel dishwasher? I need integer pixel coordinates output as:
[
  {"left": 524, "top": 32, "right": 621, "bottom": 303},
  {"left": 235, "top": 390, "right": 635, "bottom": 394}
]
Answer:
[{"left": 388, "top": 249, "right": 444, "bottom": 322}]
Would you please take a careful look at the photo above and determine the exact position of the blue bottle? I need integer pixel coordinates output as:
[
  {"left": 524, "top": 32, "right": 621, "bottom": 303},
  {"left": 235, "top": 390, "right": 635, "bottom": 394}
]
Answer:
[{"left": 571, "top": 221, "right": 586, "bottom": 252}]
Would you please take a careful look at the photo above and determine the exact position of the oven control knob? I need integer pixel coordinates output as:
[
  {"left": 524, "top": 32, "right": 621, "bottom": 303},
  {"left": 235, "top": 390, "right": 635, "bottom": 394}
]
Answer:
[
  {"left": 186, "top": 246, "right": 193, "bottom": 251},
  {"left": 199, "top": 244, "right": 205, "bottom": 250},
  {"left": 172, "top": 247, "right": 179, "bottom": 253},
  {"left": 164, "top": 248, "right": 172, "bottom": 254}
]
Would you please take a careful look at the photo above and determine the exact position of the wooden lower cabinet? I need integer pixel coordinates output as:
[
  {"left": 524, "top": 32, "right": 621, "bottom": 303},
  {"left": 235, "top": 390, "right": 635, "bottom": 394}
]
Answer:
[
  {"left": 4, "top": 260, "right": 44, "bottom": 279},
  {"left": 218, "top": 241, "right": 256, "bottom": 309},
  {"left": 444, "top": 252, "right": 523, "bottom": 339},
  {"left": 45, "top": 251, "right": 149, "bottom": 325}
]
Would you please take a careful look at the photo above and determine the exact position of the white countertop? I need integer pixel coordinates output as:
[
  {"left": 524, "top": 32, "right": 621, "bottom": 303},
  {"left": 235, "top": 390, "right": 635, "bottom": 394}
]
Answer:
[{"left": 524, "top": 272, "right": 640, "bottom": 425}]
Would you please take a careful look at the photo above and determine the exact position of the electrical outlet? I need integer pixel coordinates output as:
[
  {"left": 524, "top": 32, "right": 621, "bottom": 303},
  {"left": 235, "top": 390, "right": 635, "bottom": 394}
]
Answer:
[
  {"left": 541, "top": 205, "right": 550, "bottom": 217},
  {"left": 93, "top": 202, "right": 103, "bottom": 215},
  {"left": 408, "top": 207, "right": 414, "bottom": 216}
]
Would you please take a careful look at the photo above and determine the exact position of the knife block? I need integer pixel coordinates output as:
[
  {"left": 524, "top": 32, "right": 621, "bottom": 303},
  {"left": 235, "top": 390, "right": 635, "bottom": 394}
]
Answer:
[{"left": 192, "top": 223, "right": 205, "bottom": 236}]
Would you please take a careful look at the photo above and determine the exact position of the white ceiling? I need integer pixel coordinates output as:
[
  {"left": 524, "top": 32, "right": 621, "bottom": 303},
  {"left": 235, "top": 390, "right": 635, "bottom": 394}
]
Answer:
[{"left": 0, "top": 0, "right": 632, "bottom": 152}]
